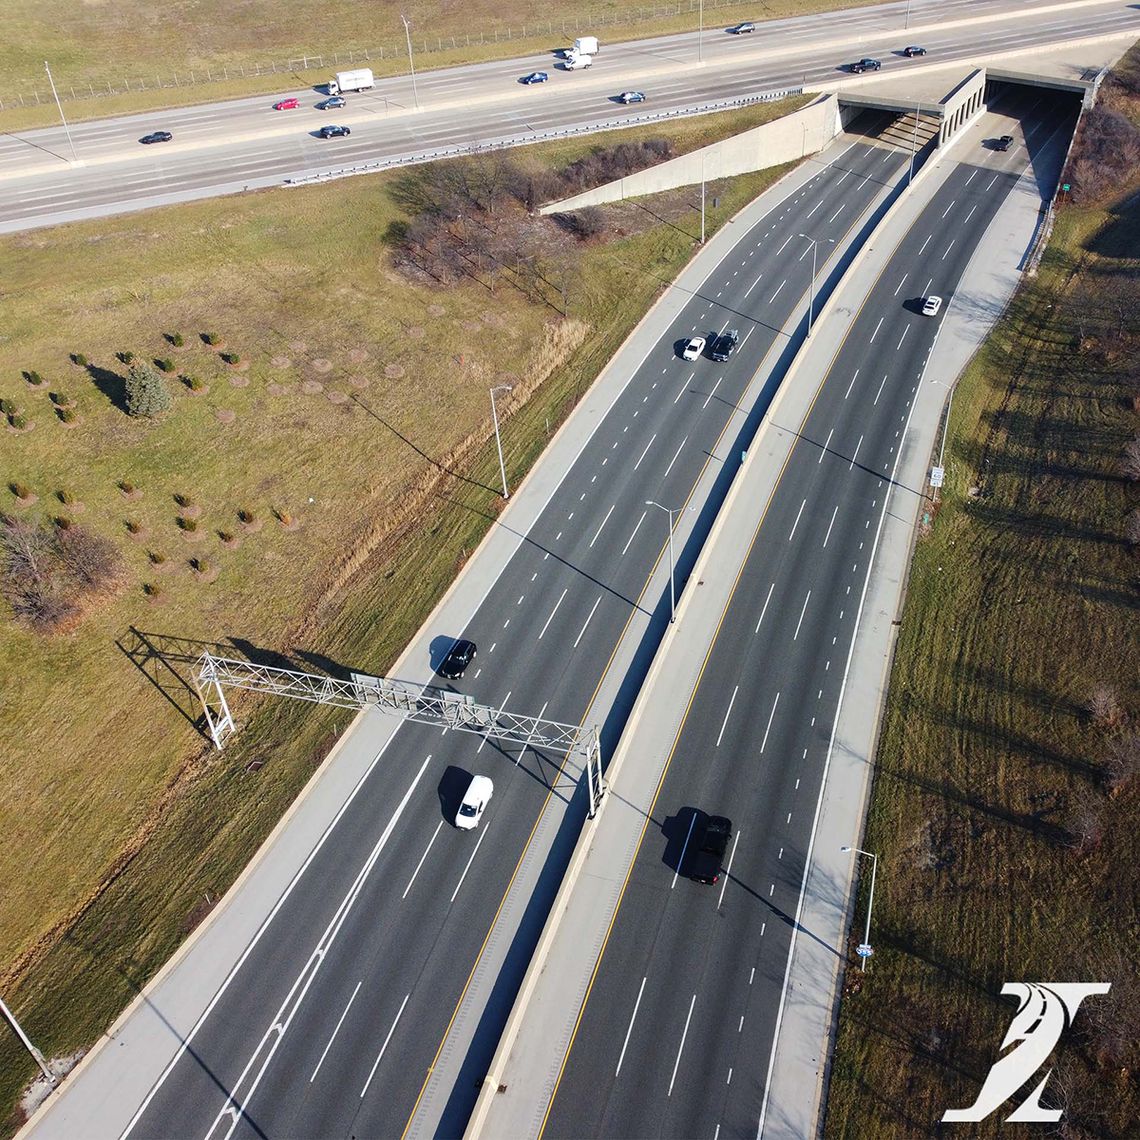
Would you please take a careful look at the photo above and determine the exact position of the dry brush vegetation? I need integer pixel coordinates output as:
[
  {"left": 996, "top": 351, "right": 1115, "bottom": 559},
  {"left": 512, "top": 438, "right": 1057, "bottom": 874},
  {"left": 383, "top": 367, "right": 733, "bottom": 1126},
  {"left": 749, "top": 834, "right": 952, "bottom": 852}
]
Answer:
[{"left": 825, "top": 49, "right": 1140, "bottom": 1140}]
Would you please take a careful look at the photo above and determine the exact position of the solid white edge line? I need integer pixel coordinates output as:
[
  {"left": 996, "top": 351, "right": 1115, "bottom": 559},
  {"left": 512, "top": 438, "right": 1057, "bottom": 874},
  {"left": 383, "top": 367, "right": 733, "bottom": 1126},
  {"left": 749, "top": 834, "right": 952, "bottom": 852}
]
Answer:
[
  {"left": 360, "top": 993, "right": 410, "bottom": 1098},
  {"left": 614, "top": 976, "right": 648, "bottom": 1078},
  {"left": 756, "top": 314, "right": 935, "bottom": 1139},
  {"left": 311, "top": 981, "right": 362, "bottom": 1082}
]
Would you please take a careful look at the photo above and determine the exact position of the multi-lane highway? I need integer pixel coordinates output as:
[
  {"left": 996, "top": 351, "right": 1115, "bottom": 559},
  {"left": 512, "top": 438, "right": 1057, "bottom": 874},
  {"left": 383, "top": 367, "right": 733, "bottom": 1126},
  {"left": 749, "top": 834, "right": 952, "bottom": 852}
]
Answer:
[
  {"left": 1, "top": 0, "right": 1133, "bottom": 231},
  {"left": 540, "top": 86, "right": 1078, "bottom": 1138},
  {"left": 117, "top": 125, "right": 910, "bottom": 1138}
]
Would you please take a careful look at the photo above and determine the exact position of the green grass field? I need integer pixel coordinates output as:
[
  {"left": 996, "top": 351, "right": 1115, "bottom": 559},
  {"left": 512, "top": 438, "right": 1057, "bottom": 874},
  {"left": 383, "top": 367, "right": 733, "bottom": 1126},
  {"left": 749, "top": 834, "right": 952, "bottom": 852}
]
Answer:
[
  {"left": 0, "top": 0, "right": 869, "bottom": 129},
  {"left": 824, "top": 58, "right": 1140, "bottom": 1139},
  {"left": 0, "top": 97, "right": 799, "bottom": 1127}
]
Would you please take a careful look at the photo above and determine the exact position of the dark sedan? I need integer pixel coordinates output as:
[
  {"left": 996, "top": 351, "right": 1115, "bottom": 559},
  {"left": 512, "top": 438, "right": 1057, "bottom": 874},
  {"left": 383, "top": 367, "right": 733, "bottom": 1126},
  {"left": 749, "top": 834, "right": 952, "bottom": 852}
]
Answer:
[
  {"left": 139, "top": 131, "right": 173, "bottom": 145},
  {"left": 317, "top": 124, "right": 351, "bottom": 138},
  {"left": 521, "top": 71, "right": 549, "bottom": 85},
  {"left": 438, "top": 639, "right": 477, "bottom": 679}
]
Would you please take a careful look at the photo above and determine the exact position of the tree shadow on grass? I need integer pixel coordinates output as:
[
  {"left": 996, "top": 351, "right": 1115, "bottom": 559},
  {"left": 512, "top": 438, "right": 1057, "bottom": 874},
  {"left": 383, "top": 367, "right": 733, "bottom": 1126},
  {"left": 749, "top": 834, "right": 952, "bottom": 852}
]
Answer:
[{"left": 85, "top": 363, "right": 128, "bottom": 414}]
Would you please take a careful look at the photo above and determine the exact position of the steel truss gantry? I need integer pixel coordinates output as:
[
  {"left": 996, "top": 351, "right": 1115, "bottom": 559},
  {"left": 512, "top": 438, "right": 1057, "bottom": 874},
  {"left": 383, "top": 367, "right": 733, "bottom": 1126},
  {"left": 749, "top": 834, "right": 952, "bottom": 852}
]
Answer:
[{"left": 194, "top": 653, "right": 606, "bottom": 815}]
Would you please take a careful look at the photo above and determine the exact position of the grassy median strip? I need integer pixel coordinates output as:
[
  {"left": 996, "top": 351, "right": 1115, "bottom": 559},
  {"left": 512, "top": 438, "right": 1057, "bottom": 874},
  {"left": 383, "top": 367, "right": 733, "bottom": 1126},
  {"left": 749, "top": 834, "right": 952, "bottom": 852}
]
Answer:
[
  {"left": 825, "top": 63, "right": 1140, "bottom": 1139},
  {"left": 0, "top": 99, "right": 799, "bottom": 1126}
]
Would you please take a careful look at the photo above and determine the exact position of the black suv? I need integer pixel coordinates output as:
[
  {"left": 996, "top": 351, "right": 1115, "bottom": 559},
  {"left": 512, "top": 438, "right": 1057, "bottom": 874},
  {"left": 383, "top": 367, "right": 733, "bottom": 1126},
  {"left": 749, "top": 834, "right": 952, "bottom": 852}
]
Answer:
[
  {"left": 994, "top": 134, "right": 1014, "bottom": 152},
  {"left": 849, "top": 58, "right": 881, "bottom": 73},
  {"left": 317, "top": 124, "right": 351, "bottom": 139},
  {"left": 728, "top": 21, "right": 755, "bottom": 34},
  {"left": 438, "top": 638, "right": 477, "bottom": 679},
  {"left": 687, "top": 814, "right": 733, "bottom": 884},
  {"left": 709, "top": 329, "right": 739, "bottom": 362}
]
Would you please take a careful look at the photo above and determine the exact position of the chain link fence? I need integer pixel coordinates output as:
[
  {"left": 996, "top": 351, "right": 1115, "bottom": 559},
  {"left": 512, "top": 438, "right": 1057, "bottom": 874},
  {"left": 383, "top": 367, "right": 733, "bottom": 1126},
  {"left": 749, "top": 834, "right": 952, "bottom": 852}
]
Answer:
[{"left": 3, "top": 0, "right": 755, "bottom": 110}]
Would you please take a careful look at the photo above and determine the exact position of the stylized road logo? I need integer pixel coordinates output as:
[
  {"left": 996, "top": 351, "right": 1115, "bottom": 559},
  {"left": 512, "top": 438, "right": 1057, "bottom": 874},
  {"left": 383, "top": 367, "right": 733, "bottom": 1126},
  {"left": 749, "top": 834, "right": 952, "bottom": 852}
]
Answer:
[{"left": 942, "top": 982, "right": 1111, "bottom": 1123}]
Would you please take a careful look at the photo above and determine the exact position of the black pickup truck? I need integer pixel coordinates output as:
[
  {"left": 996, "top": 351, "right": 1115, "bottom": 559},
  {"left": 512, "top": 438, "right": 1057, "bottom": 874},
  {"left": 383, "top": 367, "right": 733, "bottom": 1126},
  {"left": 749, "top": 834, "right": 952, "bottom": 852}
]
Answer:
[{"left": 687, "top": 813, "right": 733, "bottom": 884}]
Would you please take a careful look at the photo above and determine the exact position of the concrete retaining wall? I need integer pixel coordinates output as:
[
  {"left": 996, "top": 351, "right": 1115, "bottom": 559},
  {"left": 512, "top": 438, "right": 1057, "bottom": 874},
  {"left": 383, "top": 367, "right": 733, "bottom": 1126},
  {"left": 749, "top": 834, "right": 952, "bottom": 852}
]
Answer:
[{"left": 539, "top": 94, "right": 840, "bottom": 215}]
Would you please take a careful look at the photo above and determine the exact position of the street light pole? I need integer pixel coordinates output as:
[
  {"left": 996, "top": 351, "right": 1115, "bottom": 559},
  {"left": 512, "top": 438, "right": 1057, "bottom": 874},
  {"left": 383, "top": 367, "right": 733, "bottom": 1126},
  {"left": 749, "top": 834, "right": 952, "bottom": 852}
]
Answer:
[
  {"left": 646, "top": 500, "right": 683, "bottom": 623},
  {"left": 1, "top": 995, "right": 56, "bottom": 1087},
  {"left": 700, "top": 154, "right": 706, "bottom": 244},
  {"left": 798, "top": 232, "right": 835, "bottom": 337},
  {"left": 905, "top": 0, "right": 912, "bottom": 31},
  {"left": 490, "top": 384, "right": 512, "bottom": 499},
  {"left": 841, "top": 845, "right": 879, "bottom": 971},
  {"left": 698, "top": 0, "right": 704, "bottom": 63},
  {"left": 44, "top": 61, "right": 78, "bottom": 165},
  {"left": 909, "top": 101, "right": 920, "bottom": 185},
  {"left": 400, "top": 14, "right": 421, "bottom": 111}
]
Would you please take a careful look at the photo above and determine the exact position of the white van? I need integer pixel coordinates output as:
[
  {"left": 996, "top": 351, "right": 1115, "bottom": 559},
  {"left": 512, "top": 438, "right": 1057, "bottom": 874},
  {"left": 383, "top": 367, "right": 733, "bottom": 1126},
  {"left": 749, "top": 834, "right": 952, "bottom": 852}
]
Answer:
[
  {"left": 456, "top": 775, "right": 494, "bottom": 830},
  {"left": 564, "top": 54, "right": 593, "bottom": 71}
]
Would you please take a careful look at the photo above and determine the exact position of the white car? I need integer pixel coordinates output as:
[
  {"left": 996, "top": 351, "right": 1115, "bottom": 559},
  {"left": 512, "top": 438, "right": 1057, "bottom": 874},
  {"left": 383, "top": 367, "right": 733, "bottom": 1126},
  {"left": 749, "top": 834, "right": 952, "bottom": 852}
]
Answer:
[
  {"left": 456, "top": 774, "right": 494, "bottom": 830},
  {"left": 681, "top": 336, "right": 706, "bottom": 361},
  {"left": 921, "top": 295, "right": 943, "bottom": 317}
]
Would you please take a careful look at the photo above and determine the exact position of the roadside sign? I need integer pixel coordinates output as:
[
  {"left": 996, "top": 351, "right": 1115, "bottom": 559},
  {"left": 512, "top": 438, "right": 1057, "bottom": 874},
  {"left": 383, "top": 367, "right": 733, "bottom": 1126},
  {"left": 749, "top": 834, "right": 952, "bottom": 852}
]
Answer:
[
  {"left": 856, "top": 943, "right": 874, "bottom": 958},
  {"left": 1062, "top": 183, "right": 1071, "bottom": 192},
  {"left": 930, "top": 466, "right": 944, "bottom": 488}
]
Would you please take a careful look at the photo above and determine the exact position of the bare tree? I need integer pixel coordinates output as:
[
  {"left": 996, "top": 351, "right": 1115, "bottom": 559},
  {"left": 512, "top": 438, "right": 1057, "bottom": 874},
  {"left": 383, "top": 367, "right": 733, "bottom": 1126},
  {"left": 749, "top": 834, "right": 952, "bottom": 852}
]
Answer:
[
  {"left": 1121, "top": 435, "right": 1140, "bottom": 481},
  {"left": 1103, "top": 733, "right": 1140, "bottom": 795},
  {"left": 1086, "top": 684, "right": 1124, "bottom": 728},
  {"left": 1126, "top": 508, "right": 1140, "bottom": 547}
]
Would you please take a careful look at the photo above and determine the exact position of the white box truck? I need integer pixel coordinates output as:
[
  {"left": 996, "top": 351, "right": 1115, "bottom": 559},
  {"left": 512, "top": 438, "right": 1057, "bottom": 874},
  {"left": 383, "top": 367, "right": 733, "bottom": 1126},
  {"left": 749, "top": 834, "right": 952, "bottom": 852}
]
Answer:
[
  {"left": 571, "top": 36, "right": 599, "bottom": 55},
  {"left": 328, "top": 68, "right": 374, "bottom": 95}
]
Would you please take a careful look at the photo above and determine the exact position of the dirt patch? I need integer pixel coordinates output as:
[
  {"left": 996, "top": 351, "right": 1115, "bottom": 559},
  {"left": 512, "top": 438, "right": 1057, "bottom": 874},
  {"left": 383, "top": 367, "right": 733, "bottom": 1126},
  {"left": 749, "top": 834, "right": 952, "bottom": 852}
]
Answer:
[
  {"left": 270, "top": 356, "right": 292, "bottom": 369},
  {"left": 215, "top": 409, "right": 236, "bottom": 424},
  {"left": 346, "top": 348, "right": 369, "bottom": 364},
  {"left": 384, "top": 364, "right": 405, "bottom": 379},
  {"left": 301, "top": 380, "right": 324, "bottom": 395},
  {"left": 311, "top": 358, "right": 334, "bottom": 374}
]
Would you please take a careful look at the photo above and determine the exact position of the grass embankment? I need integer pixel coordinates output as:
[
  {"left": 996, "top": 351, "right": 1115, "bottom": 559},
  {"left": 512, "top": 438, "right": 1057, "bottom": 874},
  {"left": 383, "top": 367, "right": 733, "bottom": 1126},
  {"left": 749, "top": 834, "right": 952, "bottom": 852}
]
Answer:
[
  {"left": 825, "top": 60, "right": 1140, "bottom": 1140},
  {"left": 0, "top": 99, "right": 799, "bottom": 1127},
  {"left": 0, "top": 0, "right": 866, "bottom": 130}
]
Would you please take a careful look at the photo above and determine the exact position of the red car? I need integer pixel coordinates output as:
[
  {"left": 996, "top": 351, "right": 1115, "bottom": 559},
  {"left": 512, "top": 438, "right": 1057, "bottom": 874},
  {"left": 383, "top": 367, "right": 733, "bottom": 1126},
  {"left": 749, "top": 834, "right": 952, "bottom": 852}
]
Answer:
[{"left": 273, "top": 97, "right": 300, "bottom": 110}]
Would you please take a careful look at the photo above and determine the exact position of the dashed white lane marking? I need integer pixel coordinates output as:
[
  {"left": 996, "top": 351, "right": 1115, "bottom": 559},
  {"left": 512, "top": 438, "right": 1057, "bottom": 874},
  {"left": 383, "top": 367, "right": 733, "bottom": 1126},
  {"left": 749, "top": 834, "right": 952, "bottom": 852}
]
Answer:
[
  {"left": 844, "top": 368, "right": 859, "bottom": 399},
  {"left": 673, "top": 812, "right": 698, "bottom": 890},
  {"left": 804, "top": 199, "right": 823, "bottom": 220},
  {"left": 360, "top": 993, "right": 409, "bottom": 1098},
  {"left": 667, "top": 994, "right": 697, "bottom": 1096},
  {"left": 450, "top": 821, "right": 491, "bottom": 903},
  {"left": 621, "top": 511, "right": 646, "bottom": 558},
  {"left": 573, "top": 595, "right": 601, "bottom": 648},
  {"left": 310, "top": 981, "right": 362, "bottom": 1082},
  {"left": 664, "top": 436, "right": 688, "bottom": 478},
  {"left": 615, "top": 977, "right": 648, "bottom": 1078},
  {"left": 702, "top": 376, "right": 723, "bottom": 410},
  {"left": 819, "top": 427, "right": 834, "bottom": 461},
  {"left": 744, "top": 272, "right": 765, "bottom": 299},
  {"left": 788, "top": 498, "right": 806, "bottom": 541},
  {"left": 717, "top": 685, "right": 740, "bottom": 747},
  {"left": 918, "top": 234, "right": 932, "bottom": 255},
  {"left": 755, "top": 581, "right": 775, "bottom": 633},
  {"left": 849, "top": 434, "right": 863, "bottom": 470},
  {"left": 769, "top": 279, "right": 786, "bottom": 303},
  {"left": 673, "top": 374, "right": 692, "bottom": 405},
  {"left": 793, "top": 591, "right": 811, "bottom": 641},
  {"left": 477, "top": 692, "right": 509, "bottom": 752},
  {"left": 828, "top": 203, "right": 845, "bottom": 224},
  {"left": 776, "top": 234, "right": 795, "bottom": 254},
  {"left": 874, "top": 374, "right": 888, "bottom": 405},
  {"left": 942, "top": 238, "right": 956, "bottom": 261},
  {"left": 893, "top": 273, "right": 908, "bottom": 296},
  {"left": 760, "top": 692, "right": 780, "bottom": 753},
  {"left": 402, "top": 821, "right": 444, "bottom": 899},
  {"left": 869, "top": 317, "right": 884, "bottom": 343},
  {"left": 822, "top": 505, "right": 839, "bottom": 548},
  {"left": 517, "top": 595, "right": 524, "bottom": 606},
  {"left": 718, "top": 829, "right": 741, "bottom": 909},
  {"left": 589, "top": 503, "right": 616, "bottom": 548},
  {"left": 538, "top": 589, "right": 567, "bottom": 639}
]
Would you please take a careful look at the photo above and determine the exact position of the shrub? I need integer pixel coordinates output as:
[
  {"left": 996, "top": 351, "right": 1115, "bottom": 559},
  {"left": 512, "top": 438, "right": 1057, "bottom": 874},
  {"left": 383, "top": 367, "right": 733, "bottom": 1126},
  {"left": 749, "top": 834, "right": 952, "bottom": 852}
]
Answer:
[
  {"left": 57, "top": 407, "right": 78, "bottom": 424},
  {"left": 23, "top": 370, "right": 43, "bottom": 385},
  {"left": 54, "top": 516, "right": 73, "bottom": 531},
  {"left": 143, "top": 582, "right": 161, "bottom": 597},
  {"left": 49, "top": 392, "right": 68, "bottom": 407},
  {"left": 275, "top": 509, "right": 293, "bottom": 526},
  {"left": 237, "top": 508, "right": 255, "bottom": 524},
  {"left": 0, "top": 398, "right": 15, "bottom": 416},
  {"left": 177, "top": 516, "right": 198, "bottom": 532},
  {"left": 117, "top": 350, "right": 135, "bottom": 365},
  {"left": 183, "top": 375, "right": 205, "bottom": 391},
  {"left": 10, "top": 482, "right": 30, "bottom": 500},
  {"left": 125, "top": 519, "right": 143, "bottom": 534},
  {"left": 9, "top": 414, "right": 28, "bottom": 430},
  {"left": 118, "top": 480, "right": 135, "bottom": 495},
  {"left": 125, "top": 362, "right": 173, "bottom": 418},
  {"left": 192, "top": 556, "right": 210, "bottom": 573},
  {"left": 148, "top": 550, "right": 166, "bottom": 565},
  {"left": 170, "top": 332, "right": 184, "bottom": 348},
  {"left": 218, "top": 530, "right": 235, "bottom": 544},
  {"left": 71, "top": 352, "right": 87, "bottom": 367},
  {"left": 57, "top": 489, "right": 74, "bottom": 505},
  {"left": 203, "top": 332, "right": 220, "bottom": 346},
  {"left": 174, "top": 492, "right": 193, "bottom": 508},
  {"left": 221, "top": 352, "right": 240, "bottom": 365},
  {"left": 156, "top": 358, "right": 175, "bottom": 373}
]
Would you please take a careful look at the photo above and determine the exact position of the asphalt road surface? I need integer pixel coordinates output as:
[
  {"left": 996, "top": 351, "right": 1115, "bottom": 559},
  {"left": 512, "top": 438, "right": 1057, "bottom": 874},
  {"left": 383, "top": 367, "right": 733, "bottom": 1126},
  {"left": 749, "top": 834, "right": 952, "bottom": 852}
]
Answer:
[
  {"left": 1, "top": 0, "right": 1132, "bottom": 231},
  {"left": 124, "top": 126, "right": 909, "bottom": 1139},
  {"left": 541, "top": 87, "right": 1078, "bottom": 1140}
]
